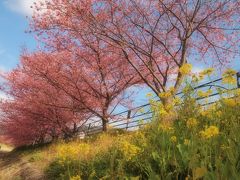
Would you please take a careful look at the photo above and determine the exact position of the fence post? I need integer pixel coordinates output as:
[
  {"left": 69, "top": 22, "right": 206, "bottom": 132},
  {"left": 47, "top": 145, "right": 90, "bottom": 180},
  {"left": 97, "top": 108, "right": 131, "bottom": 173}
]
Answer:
[
  {"left": 237, "top": 72, "right": 240, "bottom": 88},
  {"left": 87, "top": 123, "right": 91, "bottom": 135},
  {"left": 126, "top": 110, "right": 131, "bottom": 130}
]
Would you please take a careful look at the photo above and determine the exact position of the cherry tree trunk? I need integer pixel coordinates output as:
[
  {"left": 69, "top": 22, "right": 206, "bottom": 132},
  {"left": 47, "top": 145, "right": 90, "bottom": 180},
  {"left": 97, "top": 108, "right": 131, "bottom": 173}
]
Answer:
[{"left": 102, "top": 117, "right": 108, "bottom": 132}]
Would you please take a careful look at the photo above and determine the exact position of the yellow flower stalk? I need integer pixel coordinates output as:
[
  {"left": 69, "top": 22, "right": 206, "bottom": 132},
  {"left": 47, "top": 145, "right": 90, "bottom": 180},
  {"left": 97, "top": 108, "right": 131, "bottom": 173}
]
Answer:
[
  {"left": 184, "top": 139, "right": 190, "bottom": 145},
  {"left": 216, "top": 111, "right": 222, "bottom": 117},
  {"left": 179, "top": 63, "right": 192, "bottom": 75},
  {"left": 222, "top": 69, "right": 237, "bottom": 85},
  {"left": 57, "top": 143, "right": 90, "bottom": 161},
  {"left": 70, "top": 175, "right": 81, "bottom": 180},
  {"left": 186, "top": 118, "right": 198, "bottom": 128},
  {"left": 223, "top": 69, "right": 237, "bottom": 76},
  {"left": 200, "top": 126, "right": 219, "bottom": 139},
  {"left": 199, "top": 73, "right": 205, "bottom": 81},
  {"left": 192, "top": 74, "right": 200, "bottom": 82},
  {"left": 222, "top": 76, "right": 237, "bottom": 85},
  {"left": 200, "top": 68, "right": 215, "bottom": 76},
  {"left": 158, "top": 91, "right": 172, "bottom": 99},
  {"left": 170, "top": 136, "right": 177, "bottom": 143},
  {"left": 197, "top": 89, "right": 213, "bottom": 98},
  {"left": 223, "top": 98, "right": 237, "bottom": 107},
  {"left": 169, "top": 86, "right": 175, "bottom": 94},
  {"left": 173, "top": 97, "right": 181, "bottom": 105},
  {"left": 119, "top": 140, "right": 141, "bottom": 161},
  {"left": 235, "top": 89, "right": 240, "bottom": 96},
  {"left": 159, "top": 108, "right": 168, "bottom": 116},
  {"left": 159, "top": 122, "right": 174, "bottom": 132}
]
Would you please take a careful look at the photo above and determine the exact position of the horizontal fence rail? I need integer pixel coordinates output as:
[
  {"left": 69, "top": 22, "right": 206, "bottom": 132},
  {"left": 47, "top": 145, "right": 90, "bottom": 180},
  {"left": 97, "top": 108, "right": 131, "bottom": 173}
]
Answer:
[{"left": 81, "top": 72, "right": 240, "bottom": 136}]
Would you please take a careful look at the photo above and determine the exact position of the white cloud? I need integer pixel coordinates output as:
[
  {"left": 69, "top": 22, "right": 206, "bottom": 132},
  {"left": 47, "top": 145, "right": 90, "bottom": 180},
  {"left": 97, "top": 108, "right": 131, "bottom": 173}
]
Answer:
[{"left": 4, "top": 0, "right": 42, "bottom": 16}]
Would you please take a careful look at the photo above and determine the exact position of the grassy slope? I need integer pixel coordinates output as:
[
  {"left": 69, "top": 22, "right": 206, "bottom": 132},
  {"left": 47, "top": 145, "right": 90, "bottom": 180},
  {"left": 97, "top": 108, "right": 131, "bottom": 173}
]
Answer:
[{"left": 0, "top": 130, "right": 126, "bottom": 180}]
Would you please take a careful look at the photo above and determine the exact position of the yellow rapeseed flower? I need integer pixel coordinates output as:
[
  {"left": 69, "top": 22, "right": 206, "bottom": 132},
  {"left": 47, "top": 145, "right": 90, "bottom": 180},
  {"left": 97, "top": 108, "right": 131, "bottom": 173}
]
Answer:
[
  {"left": 165, "top": 104, "right": 174, "bottom": 111},
  {"left": 159, "top": 108, "right": 169, "bottom": 116},
  {"left": 192, "top": 74, "right": 200, "bottom": 82},
  {"left": 179, "top": 63, "right": 192, "bottom": 75},
  {"left": 200, "top": 126, "right": 219, "bottom": 139},
  {"left": 197, "top": 89, "right": 212, "bottom": 98},
  {"left": 192, "top": 73, "right": 206, "bottom": 82},
  {"left": 222, "top": 76, "right": 237, "bottom": 85},
  {"left": 186, "top": 118, "right": 198, "bottom": 128},
  {"left": 173, "top": 97, "right": 181, "bottom": 105},
  {"left": 169, "top": 86, "right": 175, "bottom": 94},
  {"left": 70, "top": 175, "right": 81, "bottom": 180},
  {"left": 222, "top": 69, "right": 237, "bottom": 85},
  {"left": 216, "top": 111, "right": 222, "bottom": 117},
  {"left": 199, "top": 73, "right": 205, "bottom": 81},
  {"left": 158, "top": 91, "right": 172, "bottom": 99},
  {"left": 200, "top": 107, "right": 215, "bottom": 119},
  {"left": 119, "top": 140, "right": 141, "bottom": 161},
  {"left": 223, "top": 68, "right": 237, "bottom": 76},
  {"left": 170, "top": 136, "right": 177, "bottom": 143},
  {"left": 184, "top": 139, "right": 190, "bottom": 145},
  {"left": 209, "top": 104, "right": 217, "bottom": 110},
  {"left": 57, "top": 143, "right": 90, "bottom": 161},
  {"left": 200, "top": 68, "right": 215, "bottom": 76},
  {"left": 223, "top": 98, "right": 237, "bottom": 107},
  {"left": 146, "top": 92, "right": 153, "bottom": 97},
  {"left": 235, "top": 89, "right": 240, "bottom": 96},
  {"left": 159, "top": 123, "right": 174, "bottom": 132},
  {"left": 200, "top": 110, "right": 207, "bottom": 117}
]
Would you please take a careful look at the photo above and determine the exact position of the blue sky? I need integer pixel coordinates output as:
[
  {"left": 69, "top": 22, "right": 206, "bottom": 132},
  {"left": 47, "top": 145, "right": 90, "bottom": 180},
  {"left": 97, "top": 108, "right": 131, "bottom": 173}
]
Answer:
[{"left": 0, "top": 0, "right": 37, "bottom": 73}]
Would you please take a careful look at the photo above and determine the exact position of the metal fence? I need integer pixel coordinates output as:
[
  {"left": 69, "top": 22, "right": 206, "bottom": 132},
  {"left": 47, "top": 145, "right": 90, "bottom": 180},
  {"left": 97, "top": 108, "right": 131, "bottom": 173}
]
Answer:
[{"left": 83, "top": 72, "right": 240, "bottom": 135}]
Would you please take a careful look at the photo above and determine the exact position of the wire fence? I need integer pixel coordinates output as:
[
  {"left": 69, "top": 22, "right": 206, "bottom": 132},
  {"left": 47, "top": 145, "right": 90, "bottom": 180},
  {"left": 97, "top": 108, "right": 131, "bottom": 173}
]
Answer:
[{"left": 82, "top": 72, "right": 240, "bottom": 136}]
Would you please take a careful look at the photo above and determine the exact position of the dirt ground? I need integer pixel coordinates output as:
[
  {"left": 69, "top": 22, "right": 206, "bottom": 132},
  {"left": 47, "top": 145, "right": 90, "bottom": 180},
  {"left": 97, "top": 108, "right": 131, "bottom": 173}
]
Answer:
[{"left": 0, "top": 151, "right": 45, "bottom": 180}]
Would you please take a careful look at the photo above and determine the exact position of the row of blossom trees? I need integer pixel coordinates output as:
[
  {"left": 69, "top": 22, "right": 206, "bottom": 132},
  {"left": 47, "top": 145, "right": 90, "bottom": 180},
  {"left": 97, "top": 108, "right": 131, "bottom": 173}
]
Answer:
[{"left": 1, "top": 0, "right": 240, "bottom": 146}]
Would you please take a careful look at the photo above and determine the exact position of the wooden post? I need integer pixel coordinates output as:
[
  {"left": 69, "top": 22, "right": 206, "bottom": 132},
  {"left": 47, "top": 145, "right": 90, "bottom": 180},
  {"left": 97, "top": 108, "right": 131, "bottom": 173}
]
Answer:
[
  {"left": 237, "top": 72, "right": 240, "bottom": 88},
  {"left": 87, "top": 123, "right": 91, "bottom": 135},
  {"left": 126, "top": 110, "right": 131, "bottom": 130}
]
